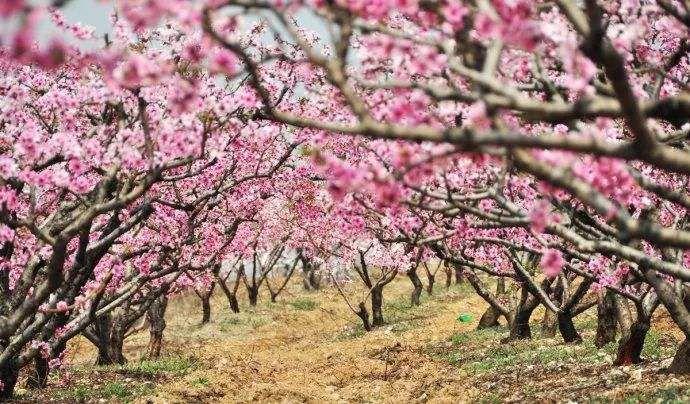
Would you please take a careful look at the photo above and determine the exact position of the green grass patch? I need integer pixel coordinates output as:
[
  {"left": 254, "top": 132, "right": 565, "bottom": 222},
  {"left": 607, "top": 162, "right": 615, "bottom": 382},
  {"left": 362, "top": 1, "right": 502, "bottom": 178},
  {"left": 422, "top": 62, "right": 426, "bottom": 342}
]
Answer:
[
  {"left": 436, "top": 326, "right": 623, "bottom": 375},
  {"left": 289, "top": 297, "right": 317, "bottom": 311},
  {"left": 117, "top": 355, "right": 197, "bottom": 377}
]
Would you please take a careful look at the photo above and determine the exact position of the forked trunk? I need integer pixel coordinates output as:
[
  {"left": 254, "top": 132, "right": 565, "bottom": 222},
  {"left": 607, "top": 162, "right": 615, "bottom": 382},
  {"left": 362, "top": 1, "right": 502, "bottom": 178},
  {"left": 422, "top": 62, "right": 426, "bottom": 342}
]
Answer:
[
  {"left": 94, "top": 315, "right": 127, "bottom": 365},
  {"left": 509, "top": 308, "right": 533, "bottom": 339},
  {"left": 227, "top": 295, "right": 240, "bottom": 313},
  {"left": 506, "top": 287, "right": 539, "bottom": 341}
]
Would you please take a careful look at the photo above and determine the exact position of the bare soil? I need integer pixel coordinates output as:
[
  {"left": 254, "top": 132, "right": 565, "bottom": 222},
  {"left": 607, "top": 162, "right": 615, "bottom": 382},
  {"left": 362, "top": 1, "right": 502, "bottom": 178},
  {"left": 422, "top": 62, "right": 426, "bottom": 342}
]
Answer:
[{"left": 12, "top": 279, "right": 690, "bottom": 403}]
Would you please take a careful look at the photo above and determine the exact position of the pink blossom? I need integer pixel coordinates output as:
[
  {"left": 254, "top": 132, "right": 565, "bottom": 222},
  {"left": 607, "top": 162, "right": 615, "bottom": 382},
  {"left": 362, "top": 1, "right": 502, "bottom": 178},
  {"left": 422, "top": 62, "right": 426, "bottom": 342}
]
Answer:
[
  {"left": 0, "top": 0, "right": 23, "bottom": 18},
  {"left": 540, "top": 249, "right": 564, "bottom": 278},
  {"left": 528, "top": 202, "right": 549, "bottom": 233},
  {"left": 210, "top": 49, "right": 239, "bottom": 76}
]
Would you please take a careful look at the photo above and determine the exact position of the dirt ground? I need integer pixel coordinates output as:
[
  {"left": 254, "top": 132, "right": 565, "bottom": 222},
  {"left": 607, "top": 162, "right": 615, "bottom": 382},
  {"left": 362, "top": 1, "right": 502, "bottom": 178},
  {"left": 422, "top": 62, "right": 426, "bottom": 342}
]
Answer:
[{"left": 13, "top": 278, "right": 690, "bottom": 403}]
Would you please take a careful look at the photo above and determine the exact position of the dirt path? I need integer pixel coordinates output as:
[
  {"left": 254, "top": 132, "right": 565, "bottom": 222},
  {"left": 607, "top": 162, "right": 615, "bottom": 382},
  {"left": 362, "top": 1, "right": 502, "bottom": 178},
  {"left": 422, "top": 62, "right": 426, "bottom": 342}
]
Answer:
[
  {"left": 21, "top": 279, "right": 690, "bottom": 403},
  {"left": 147, "top": 281, "right": 480, "bottom": 403}
]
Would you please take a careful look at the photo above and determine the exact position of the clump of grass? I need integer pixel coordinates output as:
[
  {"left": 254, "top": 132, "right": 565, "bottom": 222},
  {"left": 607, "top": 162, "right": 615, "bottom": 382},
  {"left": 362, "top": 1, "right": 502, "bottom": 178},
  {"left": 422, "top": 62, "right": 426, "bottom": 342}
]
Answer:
[
  {"left": 119, "top": 355, "right": 197, "bottom": 377},
  {"left": 289, "top": 297, "right": 317, "bottom": 311}
]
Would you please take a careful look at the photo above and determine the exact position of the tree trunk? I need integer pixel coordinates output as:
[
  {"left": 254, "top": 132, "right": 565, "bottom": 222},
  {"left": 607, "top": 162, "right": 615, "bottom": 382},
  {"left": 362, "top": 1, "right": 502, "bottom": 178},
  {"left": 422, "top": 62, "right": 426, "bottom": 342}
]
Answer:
[
  {"left": 371, "top": 286, "right": 385, "bottom": 327},
  {"left": 478, "top": 305, "right": 501, "bottom": 329},
  {"left": 615, "top": 321, "right": 649, "bottom": 365},
  {"left": 94, "top": 315, "right": 127, "bottom": 365},
  {"left": 356, "top": 302, "right": 372, "bottom": 331},
  {"left": 558, "top": 310, "right": 582, "bottom": 344},
  {"left": 454, "top": 266, "right": 463, "bottom": 284},
  {"left": 407, "top": 269, "right": 423, "bottom": 306},
  {"left": 507, "top": 287, "right": 538, "bottom": 340},
  {"left": 595, "top": 291, "right": 618, "bottom": 348},
  {"left": 541, "top": 307, "right": 558, "bottom": 337},
  {"left": 227, "top": 294, "right": 240, "bottom": 313},
  {"left": 444, "top": 267, "right": 452, "bottom": 288},
  {"left": 426, "top": 274, "right": 435, "bottom": 295},
  {"left": 308, "top": 271, "right": 321, "bottom": 290},
  {"left": 0, "top": 360, "right": 19, "bottom": 400},
  {"left": 247, "top": 287, "right": 259, "bottom": 307},
  {"left": 200, "top": 294, "right": 211, "bottom": 325},
  {"left": 509, "top": 308, "right": 533, "bottom": 339},
  {"left": 146, "top": 295, "right": 168, "bottom": 359},
  {"left": 668, "top": 338, "right": 690, "bottom": 374},
  {"left": 478, "top": 278, "right": 506, "bottom": 330}
]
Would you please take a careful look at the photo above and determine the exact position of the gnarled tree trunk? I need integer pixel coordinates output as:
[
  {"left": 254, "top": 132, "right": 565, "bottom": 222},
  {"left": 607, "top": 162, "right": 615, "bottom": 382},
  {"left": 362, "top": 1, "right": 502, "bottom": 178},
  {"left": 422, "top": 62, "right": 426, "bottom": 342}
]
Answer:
[
  {"left": 146, "top": 294, "right": 168, "bottom": 359},
  {"left": 595, "top": 291, "right": 618, "bottom": 348},
  {"left": 507, "top": 287, "right": 539, "bottom": 340},
  {"left": 407, "top": 268, "right": 423, "bottom": 306}
]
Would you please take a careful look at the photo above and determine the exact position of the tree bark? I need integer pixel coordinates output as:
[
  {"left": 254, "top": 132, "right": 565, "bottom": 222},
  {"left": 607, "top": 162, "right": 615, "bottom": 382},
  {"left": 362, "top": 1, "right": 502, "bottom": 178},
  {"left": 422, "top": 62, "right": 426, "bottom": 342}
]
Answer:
[
  {"left": 371, "top": 285, "right": 385, "bottom": 327},
  {"left": 478, "top": 305, "right": 501, "bottom": 329},
  {"left": 247, "top": 287, "right": 259, "bottom": 307},
  {"left": 426, "top": 274, "right": 435, "bottom": 295},
  {"left": 615, "top": 321, "right": 649, "bottom": 365},
  {"left": 558, "top": 310, "right": 582, "bottom": 343},
  {"left": 227, "top": 294, "right": 240, "bottom": 313},
  {"left": 595, "top": 291, "right": 618, "bottom": 348},
  {"left": 668, "top": 338, "right": 690, "bottom": 374},
  {"left": 454, "top": 265, "right": 463, "bottom": 284},
  {"left": 444, "top": 266, "right": 452, "bottom": 288},
  {"left": 93, "top": 314, "right": 127, "bottom": 365},
  {"left": 146, "top": 295, "right": 168, "bottom": 359},
  {"left": 407, "top": 268, "right": 423, "bottom": 306},
  {"left": 541, "top": 307, "right": 558, "bottom": 337},
  {"left": 356, "top": 302, "right": 372, "bottom": 331},
  {"left": 200, "top": 294, "right": 212, "bottom": 325},
  {"left": 0, "top": 359, "right": 19, "bottom": 400},
  {"left": 507, "top": 287, "right": 539, "bottom": 340},
  {"left": 478, "top": 278, "right": 506, "bottom": 330}
]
